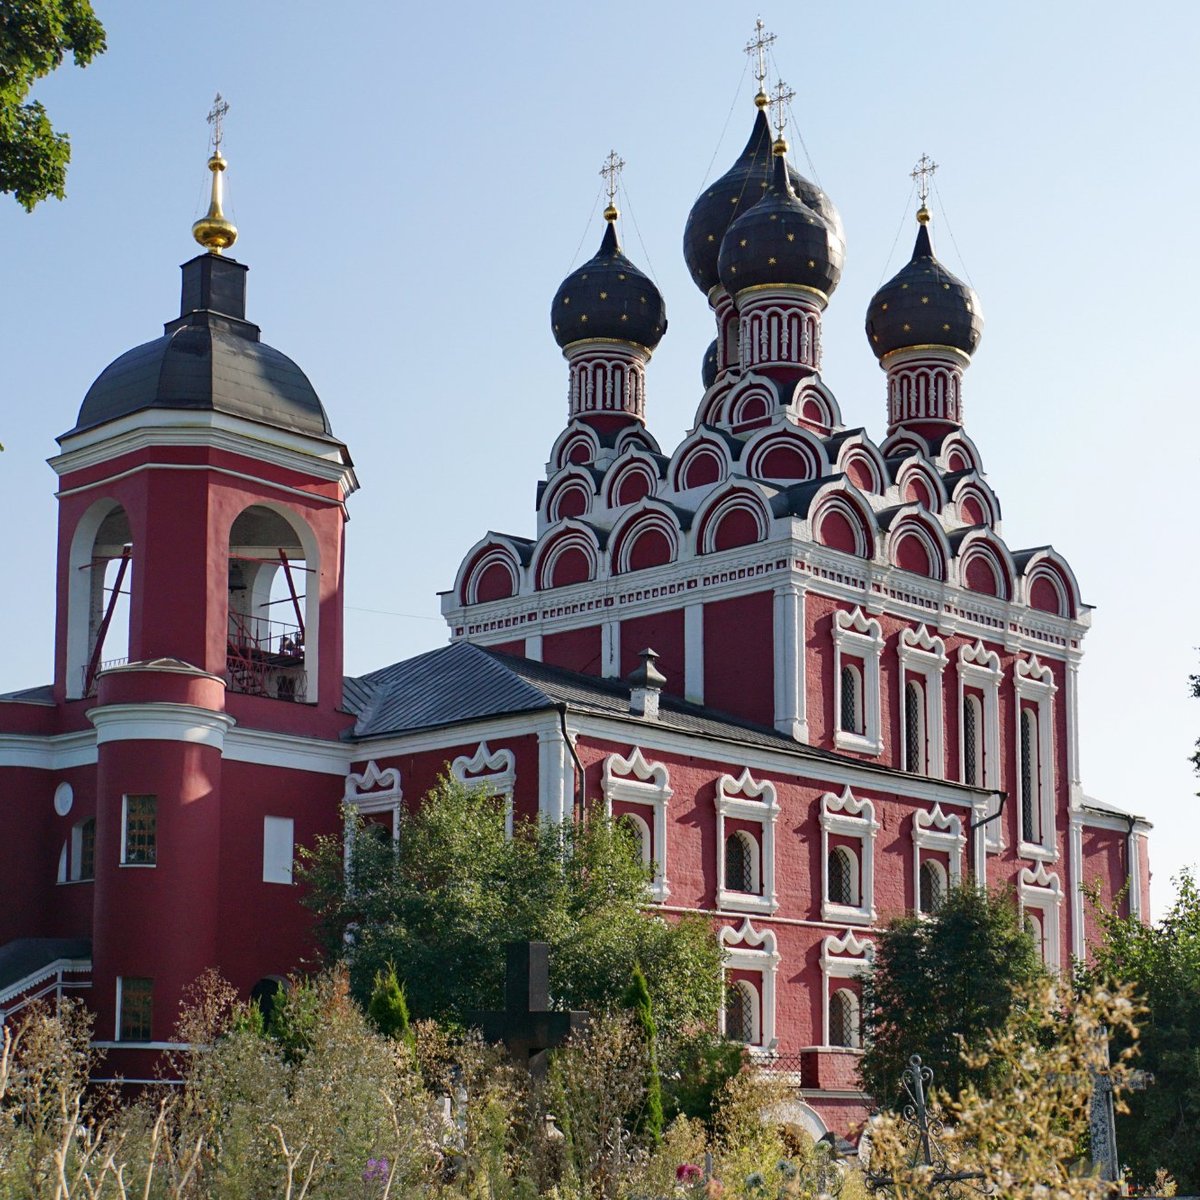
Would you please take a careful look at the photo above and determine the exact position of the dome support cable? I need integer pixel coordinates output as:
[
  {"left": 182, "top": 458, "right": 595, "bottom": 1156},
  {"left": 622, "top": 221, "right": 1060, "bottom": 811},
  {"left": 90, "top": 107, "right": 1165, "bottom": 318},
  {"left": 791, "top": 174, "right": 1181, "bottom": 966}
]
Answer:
[{"left": 931, "top": 177, "right": 977, "bottom": 289}]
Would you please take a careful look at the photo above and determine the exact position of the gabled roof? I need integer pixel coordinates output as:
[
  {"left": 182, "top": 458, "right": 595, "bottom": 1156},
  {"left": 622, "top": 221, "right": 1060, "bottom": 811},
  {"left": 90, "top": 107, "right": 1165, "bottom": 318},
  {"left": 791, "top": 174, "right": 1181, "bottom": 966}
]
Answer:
[{"left": 0, "top": 938, "right": 91, "bottom": 995}]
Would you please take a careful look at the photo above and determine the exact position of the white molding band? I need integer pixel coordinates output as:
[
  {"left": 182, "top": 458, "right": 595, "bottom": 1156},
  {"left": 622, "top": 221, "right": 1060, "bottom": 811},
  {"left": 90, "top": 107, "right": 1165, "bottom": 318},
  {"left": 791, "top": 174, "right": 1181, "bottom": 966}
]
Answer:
[{"left": 87, "top": 703, "right": 235, "bottom": 750}]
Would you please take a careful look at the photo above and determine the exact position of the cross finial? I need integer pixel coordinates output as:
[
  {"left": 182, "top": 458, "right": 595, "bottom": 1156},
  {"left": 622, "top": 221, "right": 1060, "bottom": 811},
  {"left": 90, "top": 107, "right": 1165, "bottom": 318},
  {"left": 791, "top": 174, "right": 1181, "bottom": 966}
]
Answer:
[
  {"left": 745, "top": 18, "right": 776, "bottom": 102},
  {"left": 599, "top": 149, "right": 624, "bottom": 221},
  {"left": 911, "top": 152, "right": 938, "bottom": 208},
  {"left": 770, "top": 79, "right": 795, "bottom": 144},
  {"left": 206, "top": 93, "right": 230, "bottom": 155}
]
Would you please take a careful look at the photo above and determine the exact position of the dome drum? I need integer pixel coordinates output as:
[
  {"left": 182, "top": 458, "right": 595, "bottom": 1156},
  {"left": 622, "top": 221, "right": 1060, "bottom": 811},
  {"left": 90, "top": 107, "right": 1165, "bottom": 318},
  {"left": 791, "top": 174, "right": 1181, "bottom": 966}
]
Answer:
[
  {"left": 735, "top": 286, "right": 824, "bottom": 374},
  {"left": 565, "top": 340, "right": 650, "bottom": 427}
]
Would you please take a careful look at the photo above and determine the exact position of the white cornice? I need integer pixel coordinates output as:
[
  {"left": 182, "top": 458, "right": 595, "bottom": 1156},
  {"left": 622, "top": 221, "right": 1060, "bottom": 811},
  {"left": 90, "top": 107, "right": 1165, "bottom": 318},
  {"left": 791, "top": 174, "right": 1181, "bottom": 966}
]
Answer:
[
  {"left": 224, "top": 726, "right": 350, "bottom": 775},
  {"left": 51, "top": 410, "right": 358, "bottom": 494},
  {"left": 0, "top": 729, "right": 97, "bottom": 769},
  {"left": 87, "top": 703, "right": 236, "bottom": 749}
]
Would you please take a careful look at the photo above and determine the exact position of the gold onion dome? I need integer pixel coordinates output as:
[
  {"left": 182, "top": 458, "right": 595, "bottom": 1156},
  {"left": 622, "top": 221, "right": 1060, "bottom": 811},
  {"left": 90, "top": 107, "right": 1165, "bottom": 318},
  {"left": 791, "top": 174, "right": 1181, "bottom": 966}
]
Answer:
[{"left": 192, "top": 151, "right": 237, "bottom": 253}]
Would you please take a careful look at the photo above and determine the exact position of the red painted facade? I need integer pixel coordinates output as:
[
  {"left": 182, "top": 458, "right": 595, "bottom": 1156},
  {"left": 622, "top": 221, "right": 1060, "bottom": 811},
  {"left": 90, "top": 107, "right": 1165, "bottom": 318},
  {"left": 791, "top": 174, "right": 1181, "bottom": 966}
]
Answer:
[{"left": 0, "top": 110, "right": 1151, "bottom": 1140}]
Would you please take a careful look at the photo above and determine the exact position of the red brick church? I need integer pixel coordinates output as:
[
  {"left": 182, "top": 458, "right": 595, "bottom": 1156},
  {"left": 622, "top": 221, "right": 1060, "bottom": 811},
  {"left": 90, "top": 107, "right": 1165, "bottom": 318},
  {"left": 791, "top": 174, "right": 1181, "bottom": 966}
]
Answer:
[{"left": 0, "top": 42, "right": 1149, "bottom": 1136}]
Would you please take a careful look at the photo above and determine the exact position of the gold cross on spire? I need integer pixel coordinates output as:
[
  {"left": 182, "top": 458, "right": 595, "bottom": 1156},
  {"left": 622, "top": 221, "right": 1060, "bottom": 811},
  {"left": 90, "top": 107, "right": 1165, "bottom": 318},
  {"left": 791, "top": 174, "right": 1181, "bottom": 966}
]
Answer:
[
  {"left": 770, "top": 79, "right": 795, "bottom": 154},
  {"left": 911, "top": 152, "right": 938, "bottom": 207},
  {"left": 206, "top": 92, "right": 230, "bottom": 155},
  {"left": 600, "top": 149, "right": 624, "bottom": 221},
  {"left": 745, "top": 18, "right": 776, "bottom": 105}
]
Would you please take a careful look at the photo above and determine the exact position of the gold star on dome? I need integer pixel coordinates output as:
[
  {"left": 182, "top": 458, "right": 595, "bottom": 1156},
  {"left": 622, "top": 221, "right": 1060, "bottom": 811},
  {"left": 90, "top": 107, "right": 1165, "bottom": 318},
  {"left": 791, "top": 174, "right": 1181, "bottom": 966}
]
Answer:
[
  {"left": 563, "top": 297, "right": 570, "bottom": 304},
  {"left": 600, "top": 291, "right": 608, "bottom": 299},
  {"left": 708, "top": 234, "right": 715, "bottom": 242},
  {"left": 903, "top": 322, "right": 911, "bottom": 331},
  {"left": 621, "top": 313, "right": 628, "bottom": 321},
  {"left": 921, "top": 296, "right": 929, "bottom": 304},
  {"left": 901, "top": 283, "right": 909, "bottom": 289},
  {"left": 943, "top": 282, "right": 951, "bottom": 289},
  {"left": 740, "top": 238, "right": 747, "bottom": 247},
  {"left": 731, "top": 197, "right": 739, "bottom": 204},
  {"left": 618, "top": 273, "right": 626, "bottom": 280},
  {"left": 942, "top": 323, "right": 951, "bottom": 331},
  {"left": 808, "top": 259, "right": 815, "bottom": 268},
  {"left": 770, "top": 213, "right": 778, "bottom": 220},
  {"left": 768, "top": 256, "right": 777, "bottom": 264},
  {"left": 786, "top": 232, "right": 795, "bottom": 242},
  {"left": 581, "top": 314, "right": 589, "bottom": 322},
  {"left": 881, "top": 303, "right": 888, "bottom": 311}
]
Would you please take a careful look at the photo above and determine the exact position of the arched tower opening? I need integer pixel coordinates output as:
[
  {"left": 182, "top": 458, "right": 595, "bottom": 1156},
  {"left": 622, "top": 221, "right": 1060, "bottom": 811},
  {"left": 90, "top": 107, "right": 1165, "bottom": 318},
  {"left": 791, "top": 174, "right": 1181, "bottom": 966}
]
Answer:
[{"left": 226, "top": 505, "right": 319, "bottom": 702}]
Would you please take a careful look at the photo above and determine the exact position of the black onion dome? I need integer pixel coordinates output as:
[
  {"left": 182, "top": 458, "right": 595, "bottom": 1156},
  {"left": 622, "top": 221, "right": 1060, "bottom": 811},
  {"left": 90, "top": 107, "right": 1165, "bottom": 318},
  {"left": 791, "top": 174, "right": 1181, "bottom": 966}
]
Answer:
[
  {"left": 865, "top": 219, "right": 983, "bottom": 361},
  {"left": 684, "top": 107, "right": 844, "bottom": 296},
  {"left": 701, "top": 338, "right": 719, "bottom": 388},
  {"left": 716, "top": 152, "right": 844, "bottom": 299},
  {"left": 551, "top": 219, "right": 666, "bottom": 351},
  {"left": 70, "top": 255, "right": 333, "bottom": 439}
]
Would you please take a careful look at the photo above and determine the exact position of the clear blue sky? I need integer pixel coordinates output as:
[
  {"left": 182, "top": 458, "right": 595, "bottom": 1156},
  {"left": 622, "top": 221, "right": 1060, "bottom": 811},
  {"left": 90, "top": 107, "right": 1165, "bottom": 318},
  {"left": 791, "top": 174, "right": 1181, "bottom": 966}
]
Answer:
[{"left": 2, "top": 1, "right": 1196, "bottom": 913}]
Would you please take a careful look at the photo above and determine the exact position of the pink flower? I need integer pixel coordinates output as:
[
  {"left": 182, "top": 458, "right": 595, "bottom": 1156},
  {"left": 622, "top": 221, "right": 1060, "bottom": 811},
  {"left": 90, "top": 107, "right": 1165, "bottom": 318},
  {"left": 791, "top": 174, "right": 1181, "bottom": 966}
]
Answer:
[{"left": 677, "top": 1163, "right": 703, "bottom": 1183}]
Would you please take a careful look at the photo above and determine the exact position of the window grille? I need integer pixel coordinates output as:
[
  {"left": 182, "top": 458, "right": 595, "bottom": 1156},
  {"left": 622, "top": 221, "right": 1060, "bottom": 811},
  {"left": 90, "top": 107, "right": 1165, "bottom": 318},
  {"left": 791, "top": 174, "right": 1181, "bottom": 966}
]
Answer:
[
  {"left": 839, "top": 665, "right": 859, "bottom": 733},
  {"left": 123, "top": 795, "right": 156, "bottom": 865},
  {"left": 118, "top": 977, "right": 153, "bottom": 1041},
  {"left": 1020, "top": 709, "right": 1036, "bottom": 842},
  {"left": 725, "top": 981, "right": 755, "bottom": 1044},
  {"left": 905, "top": 681, "right": 923, "bottom": 773},
  {"left": 79, "top": 818, "right": 95, "bottom": 881},
  {"left": 828, "top": 846, "right": 855, "bottom": 906},
  {"left": 724, "top": 833, "right": 753, "bottom": 893},
  {"left": 919, "top": 859, "right": 945, "bottom": 913},
  {"left": 829, "top": 989, "right": 857, "bottom": 1047},
  {"left": 963, "top": 696, "right": 979, "bottom": 786}
]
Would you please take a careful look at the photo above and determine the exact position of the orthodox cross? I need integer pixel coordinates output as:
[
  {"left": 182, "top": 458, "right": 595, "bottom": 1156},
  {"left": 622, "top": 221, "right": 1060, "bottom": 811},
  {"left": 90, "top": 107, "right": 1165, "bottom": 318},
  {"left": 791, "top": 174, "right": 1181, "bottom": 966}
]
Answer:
[
  {"left": 468, "top": 942, "right": 589, "bottom": 1080},
  {"left": 910, "top": 152, "right": 938, "bottom": 208},
  {"left": 1087, "top": 1029, "right": 1153, "bottom": 1181},
  {"left": 770, "top": 79, "right": 796, "bottom": 141},
  {"left": 744, "top": 18, "right": 776, "bottom": 94},
  {"left": 207, "top": 92, "right": 230, "bottom": 154},
  {"left": 599, "top": 149, "right": 624, "bottom": 209}
]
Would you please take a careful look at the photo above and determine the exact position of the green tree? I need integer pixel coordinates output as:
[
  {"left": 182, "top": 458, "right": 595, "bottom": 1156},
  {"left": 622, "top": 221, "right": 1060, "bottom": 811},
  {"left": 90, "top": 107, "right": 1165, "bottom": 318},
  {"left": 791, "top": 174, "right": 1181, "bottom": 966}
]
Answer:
[
  {"left": 1, "top": 0, "right": 106, "bottom": 210},
  {"left": 621, "top": 965, "right": 663, "bottom": 1145},
  {"left": 367, "top": 961, "right": 414, "bottom": 1046},
  {"left": 860, "top": 884, "right": 1046, "bottom": 1107},
  {"left": 298, "top": 777, "right": 723, "bottom": 1038},
  {"left": 1082, "top": 868, "right": 1200, "bottom": 1190}
]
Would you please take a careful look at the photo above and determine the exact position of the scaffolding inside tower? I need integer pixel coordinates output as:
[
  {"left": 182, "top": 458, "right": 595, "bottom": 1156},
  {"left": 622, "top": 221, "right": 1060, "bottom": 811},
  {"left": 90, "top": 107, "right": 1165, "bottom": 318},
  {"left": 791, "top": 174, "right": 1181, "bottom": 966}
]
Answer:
[{"left": 226, "top": 549, "right": 308, "bottom": 701}]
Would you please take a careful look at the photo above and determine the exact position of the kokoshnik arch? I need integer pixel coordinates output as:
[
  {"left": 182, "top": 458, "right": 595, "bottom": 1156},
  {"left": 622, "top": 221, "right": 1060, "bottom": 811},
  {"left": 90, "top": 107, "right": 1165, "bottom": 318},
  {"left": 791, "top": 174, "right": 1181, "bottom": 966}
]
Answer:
[{"left": 0, "top": 39, "right": 1148, "bottom": 1137}]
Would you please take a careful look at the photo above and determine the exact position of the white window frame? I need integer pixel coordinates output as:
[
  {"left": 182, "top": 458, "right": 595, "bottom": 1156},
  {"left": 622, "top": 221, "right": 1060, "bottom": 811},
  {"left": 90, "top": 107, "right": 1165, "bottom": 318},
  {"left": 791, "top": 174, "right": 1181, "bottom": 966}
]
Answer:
[
  {"left": 903, "top": 678, "right": 927, "bottom": 773},
  {"left": 715, "top": 769, "right": 779, "bottom": 914},
  {"left": 451, "top": 741, "right": 517, "bottom": 837},
  {"left": 1015, "top": 656, "right": 1058, "bottom": 860},
  {"left": 918, "top": 859, "right": 948, "bottom": 915},
  {"left": 115, "top": 975, "right": 153, "bottom": 1043},
  {"left": 343, "top": 759, "right": 404, "bottom": 875},
  {"left": 719, "top": 918, "right": 780, "bottom": 1057},
  {"left": 621, "top": 811, "right": 653, "bottom": 868},
  {"left": 119, "top": 794, "right": 156, "bottom": 868},
  {"left": 820, "top": 787, "right": 879, "bottom": 925},
  {"left": 839, "top": 661, "right": 865, "bottom": 736},
  {"left": 723, "top": 830, "right": 760, "bottom": 895},
  {"left": 602, "top": 747, "right": 672, "bottom": 902},
  {"left": 898, "top": 626, "right": 947, "bottom": 779},
  {"left": 1018, "top": 862, "right": 1063, "bottom": 970},
  {"left": 820, "top": 930, "right": 873, "bottom": 1048},
  {"left": 832, "top": 608, "right": 884, "bottom": 754},
  {"left": 262, "top": 816, "right": 295, "bottom": 885},
  {"left": 912, "top": 804, "right": 964, "bottom": 915},
  {"left": 958, "top": 640, "right": 1003, "bottom": 848},
  {"left": 827, "top": 844, "right": 860, "bottom": 907},
  {"left": 723, "top": 977, "right": 761, "bottom": 1046},
  {"left": 828, "top": 987, "right": 862, "bottom": 1049}
]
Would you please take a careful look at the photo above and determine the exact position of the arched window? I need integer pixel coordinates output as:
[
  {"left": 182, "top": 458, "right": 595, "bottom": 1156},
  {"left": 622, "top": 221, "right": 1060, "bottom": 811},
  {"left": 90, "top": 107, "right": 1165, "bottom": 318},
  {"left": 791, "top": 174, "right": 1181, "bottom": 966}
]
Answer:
[
  {"left": 839, "top": 663, "right": 863, "bottom": 735},
  {"left": 904, "top": 680, "right": 926, "bottom": 774},
  {"left": 827, "top": 846, "right": 858, "bottom": 907},
  {"left": 76, "top": 817, "right": 95, "bottom": 882},
  {"left": 724, "top": 832, "right": 755, "bottom": 894},
  {"left": 67, "top": 502, "right": 134, "bottom": 698},
  {"left": 962, "top": 694, "right": 982, "bottom": 787},
  {"left": 619, "top": 812, "right": 652, "bottom": 869},
  {"left": 829, "top": 988, "right": 860, "bottom": 1048},
  {"left": 724, "top": 979, "right": 758, "bottom": 1045},
  {"left": 918, "top": 859, "right": 947, "bottom": 914},
  {"left": 1020, "top": 708, "right": 1038, "bottom": 843},
  {"left": 1024, "top": 912, "right": 1045, "bottom": 963}
]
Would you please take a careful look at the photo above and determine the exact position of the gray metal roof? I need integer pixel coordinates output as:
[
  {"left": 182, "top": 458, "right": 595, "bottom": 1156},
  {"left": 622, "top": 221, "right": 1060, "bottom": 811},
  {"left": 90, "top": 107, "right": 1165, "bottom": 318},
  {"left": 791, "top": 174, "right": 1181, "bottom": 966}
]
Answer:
[{"left": 0, "top": 938, "right": 91, "bottom": 994}]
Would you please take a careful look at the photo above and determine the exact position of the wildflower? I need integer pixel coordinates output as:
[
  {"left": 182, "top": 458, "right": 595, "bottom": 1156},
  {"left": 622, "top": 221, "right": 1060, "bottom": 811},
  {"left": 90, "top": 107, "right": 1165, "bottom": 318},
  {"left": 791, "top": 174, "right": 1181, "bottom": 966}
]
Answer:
[
  {"left": 677, "top": 1163, "right": 703, "bottom": 1183},
  {"left": 362, "top": 1156, "right": 391, "bottom": 1183}
]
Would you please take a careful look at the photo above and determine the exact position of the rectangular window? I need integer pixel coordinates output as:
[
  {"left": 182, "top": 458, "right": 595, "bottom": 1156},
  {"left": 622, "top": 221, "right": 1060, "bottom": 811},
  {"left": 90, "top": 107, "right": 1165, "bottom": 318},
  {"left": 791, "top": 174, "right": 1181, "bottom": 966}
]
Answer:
[
  {"left": 121, "top": 795, "right": 156, "bottom": 865},
  {"left": 117, "top": 977, "right": 153, "bottom": 1042},
  {"left": 1020, "top": 708, "right": 1038, "bottom": 843},
  {"left": 262, "top": 816, "right": 295, "bottom": 885},
  {"left": 80, "top": 818, "right": 96, "bottom": 880}
]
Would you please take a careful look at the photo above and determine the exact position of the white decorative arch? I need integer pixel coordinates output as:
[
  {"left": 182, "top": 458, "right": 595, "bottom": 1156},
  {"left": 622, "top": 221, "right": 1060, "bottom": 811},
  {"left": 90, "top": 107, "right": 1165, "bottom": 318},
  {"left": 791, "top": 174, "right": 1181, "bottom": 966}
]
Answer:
[
  {"left": 887, "top": 510, "right": 950, "bottom": 581},
  {"left": 603, "top": 447, "right": 661, "bottom": 510},
  {"left": 1015, "top": 655, "right": 1058, "bottom": 858},
  {"left": 670, "top": 431, "right": 733, "bottom": 493},
  {"left": 820, "top": 788, "right": 879, "bottom": 924},
  {"left": 820, "top": 930, "right": 874, "bottom": 1048},
  {"left": 694, "top": 483, "right": 772, "bottom": 555},
  {"left": 912, "top": 804, "right": 965, "bottom": 912},
  {"left": 895, "top": 458, "right": 948, "bottom": 511},
  {"left": 898, "top": 625, "right": 948, "bottom": 779},
  {"left": 1018, "top": 549, "right": 1083, "bottom": 619},
  {"left": 832, "top": 607, "right": 885, "bottom": 755},
  {"left": 549, "top": 421, "right": 601, "bottom": 471},
  {"left": 958, "top": 639, "right": 1004, "bottom": 850},
  {"left": 451, "top": 741, "right": 516, "bottom": 837},
  {"left": 719, "top": 917, "right": 781, "bottom": 1055},
  {"left": 609, "top": 504, "right": 682, "bottom": 575},
  {"left": 1018, "top": 862, "right": 1064, "bottom": 969},
  {"left": 602, "top": 747, "right": 672, "bottom": 901},
  {"left": 533, "top": 523, "right": 602, "bottom": 591},
  {"left": 714, "top": 769, "right": 780, "bottom": 914},
  {"left": 812, "top": 489, "right": 875, "bottom": 559},
  {"left": 343, "top": 760, "right": 403, "bottom": 868},
  {"left": 742, "top": 423, "right": 827, "bottom": 483}
]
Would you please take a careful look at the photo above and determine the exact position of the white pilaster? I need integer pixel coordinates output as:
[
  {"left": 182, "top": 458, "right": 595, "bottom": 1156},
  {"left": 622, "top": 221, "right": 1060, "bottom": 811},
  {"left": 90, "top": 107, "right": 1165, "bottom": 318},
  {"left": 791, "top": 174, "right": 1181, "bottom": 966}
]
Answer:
[
  {"left": 772, "top": 581, "right": 806, "bottom": 741},
  {"left": 524, "top": 634, "right": 543, "bottom": 662},
  {"left": 601, "top": 620, "right": 621, "bottom": 679},
  {"left": 537, "top": 725, "right": 570, "bottom": 824},
  {"left": 684, "top": 602, "right": 704, "bottom": 705},
  {"left": 1068, "top": 809, "right": 1086, "bottom": 960}
]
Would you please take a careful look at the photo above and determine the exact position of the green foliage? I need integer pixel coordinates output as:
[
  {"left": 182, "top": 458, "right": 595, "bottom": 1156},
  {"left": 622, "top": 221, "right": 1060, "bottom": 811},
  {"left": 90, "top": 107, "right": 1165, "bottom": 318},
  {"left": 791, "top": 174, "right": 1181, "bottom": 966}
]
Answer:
[
  {"left": 621, "top": 965, "right": 663, "bottom": 1145},
  {"left": 859, "top": 884, "right": 1047, "bottom": 1107},
  {"left": 1082, "top": 868, "right": 1200, "bottom": 1190},
  {"left": 298, "top": 777, "right": 723, "bottom": 1036},
  {"left": 664, "top": 1029, "right": 747, "bottom": 1130},
  {"left": 367, "top": 961, "right": 414, "bottom": 1046},
  {"left": 0, "top": 0, "right": 106, "bottom": 210}
]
